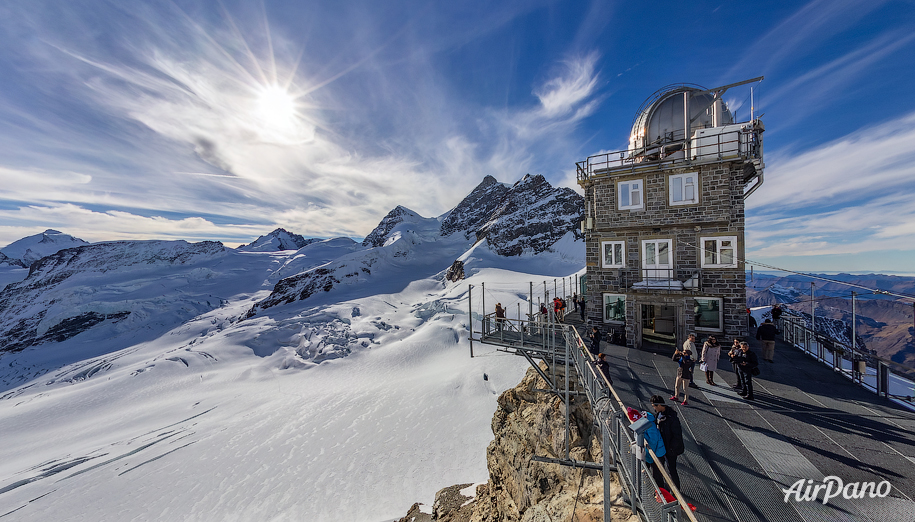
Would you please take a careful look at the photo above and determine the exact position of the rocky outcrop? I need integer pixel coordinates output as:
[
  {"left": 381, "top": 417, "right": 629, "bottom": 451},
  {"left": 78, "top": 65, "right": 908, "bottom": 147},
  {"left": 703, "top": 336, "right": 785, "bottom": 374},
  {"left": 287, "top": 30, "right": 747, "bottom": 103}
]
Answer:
[
  {"left": 440, "top": 175, "right": 511, "bottom": 239},
  {"left": 0, "top": 252, "right": 26, "bottom": 268},
  {"left": 477, "top": 174, "right": 584, "bottom": 257},
  {"left": 400, "top": 364, "right": 636, "bottom": 522},
  {"left": 444, "top": 260, "right": 465, "bottom": 282}
]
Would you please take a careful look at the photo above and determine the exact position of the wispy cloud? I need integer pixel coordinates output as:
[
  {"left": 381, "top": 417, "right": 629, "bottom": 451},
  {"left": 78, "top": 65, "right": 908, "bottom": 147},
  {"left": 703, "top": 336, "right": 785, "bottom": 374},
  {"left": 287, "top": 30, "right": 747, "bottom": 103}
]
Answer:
[
  {"left": 747, "top": 112, "right": 915, "bottom": 258},
  {"left": 0, "top": 1, "right": 603, "bottom": 247}
]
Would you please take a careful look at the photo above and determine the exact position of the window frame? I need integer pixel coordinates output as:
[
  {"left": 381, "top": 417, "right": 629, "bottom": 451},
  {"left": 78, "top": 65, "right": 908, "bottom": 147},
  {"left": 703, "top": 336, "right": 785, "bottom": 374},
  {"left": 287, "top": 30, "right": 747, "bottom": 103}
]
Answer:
[
  {"left": 641, "top": 238, "right": 674, "bottom": 281},
  {"left": 669, "top": 172, "right": 699, "bottom": 206},
  {"left": 600, "top": 240, "right": 626, "bottom": 269},
  {"left": 603, "top": 293, "right": 626, "bottom": 323},
  {"left": 694, "top": 297, "right": 724, "bottom": 332},
  {"left": 617, "top": 179, "right": 644, "bottom": 211},
  {"left": 700, "top": 235, "right": 738, "bottom": 268}
]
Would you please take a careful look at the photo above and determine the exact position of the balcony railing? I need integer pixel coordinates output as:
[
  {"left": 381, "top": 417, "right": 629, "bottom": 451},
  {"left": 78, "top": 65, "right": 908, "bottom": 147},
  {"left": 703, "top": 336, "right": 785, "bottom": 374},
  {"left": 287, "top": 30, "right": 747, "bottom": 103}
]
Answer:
[{"left": 577, "top": 122, "right": 763, "bottom": 182}]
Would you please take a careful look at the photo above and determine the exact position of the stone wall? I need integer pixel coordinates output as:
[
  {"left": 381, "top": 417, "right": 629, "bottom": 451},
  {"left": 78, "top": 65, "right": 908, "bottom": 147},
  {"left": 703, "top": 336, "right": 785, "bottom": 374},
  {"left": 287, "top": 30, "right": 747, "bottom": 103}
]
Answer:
[{"left": 581, "top": 161, "right": 748, "bottom": 346}]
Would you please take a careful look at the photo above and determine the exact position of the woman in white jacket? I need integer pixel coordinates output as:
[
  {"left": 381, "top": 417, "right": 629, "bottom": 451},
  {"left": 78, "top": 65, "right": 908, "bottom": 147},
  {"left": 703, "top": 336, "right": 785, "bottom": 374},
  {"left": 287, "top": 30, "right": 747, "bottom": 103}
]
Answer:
[{"left": 700, "top": 335, "right": 722, "bottom": 386}]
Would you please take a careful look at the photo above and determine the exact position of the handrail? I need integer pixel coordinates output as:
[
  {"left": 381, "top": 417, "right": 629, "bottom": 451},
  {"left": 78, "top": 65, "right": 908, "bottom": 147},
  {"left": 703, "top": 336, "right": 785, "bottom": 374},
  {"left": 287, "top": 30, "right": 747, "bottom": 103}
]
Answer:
[
  {"left": 568, "top": 326, "right": 698, "bottom": 522},
  {"left": 577, "top": 124, "right": 761, "bottom": 183},
  {"left": 475, "top": 310, "right": 700, "bottom": 521},
  {"left": 779, "top": 315, "right": 915, "bottom": 407}
]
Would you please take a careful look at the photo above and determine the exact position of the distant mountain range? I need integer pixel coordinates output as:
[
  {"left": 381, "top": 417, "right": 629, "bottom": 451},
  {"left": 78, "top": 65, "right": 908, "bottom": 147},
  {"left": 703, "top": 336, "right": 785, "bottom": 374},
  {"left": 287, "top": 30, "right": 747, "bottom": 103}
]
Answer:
[{"left": 747, "top": 273, "right": 915, "bottom": 368}]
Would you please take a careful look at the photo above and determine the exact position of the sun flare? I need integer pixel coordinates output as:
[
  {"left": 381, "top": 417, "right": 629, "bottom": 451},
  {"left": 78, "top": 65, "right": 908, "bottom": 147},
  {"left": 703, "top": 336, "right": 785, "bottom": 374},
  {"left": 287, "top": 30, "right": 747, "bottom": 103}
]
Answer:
[{"left": 255, "top": 84, "right": 296, "bottom": 128}]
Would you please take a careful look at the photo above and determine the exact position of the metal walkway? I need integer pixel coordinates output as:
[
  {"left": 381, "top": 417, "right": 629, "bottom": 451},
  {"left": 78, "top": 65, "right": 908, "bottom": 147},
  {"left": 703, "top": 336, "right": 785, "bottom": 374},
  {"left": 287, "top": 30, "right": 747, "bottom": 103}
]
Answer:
[{"left": 471, "top": 311, "right": 915, "bottom": 522}]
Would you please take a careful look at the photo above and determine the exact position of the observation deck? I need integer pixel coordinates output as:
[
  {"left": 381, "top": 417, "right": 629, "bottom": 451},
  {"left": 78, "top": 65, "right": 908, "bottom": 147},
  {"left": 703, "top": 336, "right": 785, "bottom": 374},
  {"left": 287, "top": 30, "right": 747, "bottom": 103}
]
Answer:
[{"left": 469, "top": 290, "right": 915, "bottom": 522}]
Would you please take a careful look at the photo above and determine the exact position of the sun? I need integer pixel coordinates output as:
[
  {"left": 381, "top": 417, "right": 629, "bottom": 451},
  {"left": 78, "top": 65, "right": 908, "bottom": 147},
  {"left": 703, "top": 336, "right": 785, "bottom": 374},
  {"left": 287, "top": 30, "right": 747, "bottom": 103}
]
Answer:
[{"left": 255, "top": 84, "right": 297, "bottom": 129}]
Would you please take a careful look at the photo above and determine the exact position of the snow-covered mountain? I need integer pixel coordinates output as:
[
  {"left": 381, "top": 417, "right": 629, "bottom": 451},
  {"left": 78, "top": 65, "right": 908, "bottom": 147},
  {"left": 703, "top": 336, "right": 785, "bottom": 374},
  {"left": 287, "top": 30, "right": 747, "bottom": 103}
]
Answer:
[
  {"left": 0, "top": 229, "right": 89, "bottom": 267},
  {"left": 237, "top": 227, "right": 321, "bottom": 251},
  {"left": 0, "top": 240, "right": 227, "bottom": 356},
  {"left": 0, "top": 176, "right": 585, "bottom": 521}
]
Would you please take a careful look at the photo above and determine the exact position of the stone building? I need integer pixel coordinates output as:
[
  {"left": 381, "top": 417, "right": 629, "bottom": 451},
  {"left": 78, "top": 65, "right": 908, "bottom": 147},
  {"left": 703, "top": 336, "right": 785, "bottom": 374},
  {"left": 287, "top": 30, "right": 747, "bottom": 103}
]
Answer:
[{"left": 577, "top": 81, "right": 765, "bottom": 349}]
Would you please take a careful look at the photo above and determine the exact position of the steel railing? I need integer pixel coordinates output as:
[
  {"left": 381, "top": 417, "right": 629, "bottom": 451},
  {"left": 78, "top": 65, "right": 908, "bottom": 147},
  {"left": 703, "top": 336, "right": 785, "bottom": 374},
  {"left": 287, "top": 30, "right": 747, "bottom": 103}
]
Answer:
[
  {"left": 475, "top": 313, "right": 697, "bottom": 522},
  {"left": 779, "top": 315, "right": 915, "bottom": 409},
  {"left": 577, "top": 125, "right": 762, "bottom": 182}
]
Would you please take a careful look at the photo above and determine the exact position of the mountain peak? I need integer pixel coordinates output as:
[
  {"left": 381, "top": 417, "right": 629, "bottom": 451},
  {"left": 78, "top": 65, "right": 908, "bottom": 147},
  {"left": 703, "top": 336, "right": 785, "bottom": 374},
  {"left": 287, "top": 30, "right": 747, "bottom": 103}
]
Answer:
[
  {"left": 0, "top": 230, "right": 90, "bottom": 267},
  {"left": 238, "top": 228, "right": 319, "bottom": 252},
  {"left": 362, "top": 206, "right": 424, "bottom": 247}
]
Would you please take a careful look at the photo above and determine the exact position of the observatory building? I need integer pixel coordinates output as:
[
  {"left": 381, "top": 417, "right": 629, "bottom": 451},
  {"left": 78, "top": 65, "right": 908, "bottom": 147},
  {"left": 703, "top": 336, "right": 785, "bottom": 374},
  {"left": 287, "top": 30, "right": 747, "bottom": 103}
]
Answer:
[{"left": 577, "top": 80, "right": 765, "bottom": 349}]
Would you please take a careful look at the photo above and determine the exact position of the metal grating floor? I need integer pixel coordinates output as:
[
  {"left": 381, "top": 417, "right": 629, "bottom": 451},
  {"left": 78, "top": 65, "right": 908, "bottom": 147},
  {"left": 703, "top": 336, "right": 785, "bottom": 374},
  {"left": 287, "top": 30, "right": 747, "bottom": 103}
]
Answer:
[{"left": 597, "top": 330, "right": 915, "bottom": 522}]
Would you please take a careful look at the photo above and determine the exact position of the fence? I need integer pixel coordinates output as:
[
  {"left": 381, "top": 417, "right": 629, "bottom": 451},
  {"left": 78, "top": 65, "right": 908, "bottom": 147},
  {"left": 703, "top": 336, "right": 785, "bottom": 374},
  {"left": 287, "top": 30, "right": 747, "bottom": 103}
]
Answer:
[
  {"left": 475, "top": 311, "right": 698, "bottom": 522},
  {"left": 780, "top": 315, "right": 915, "bottom": 409},
  {"left": 577, "top": 124, "right": 762, "bottom": 182}
]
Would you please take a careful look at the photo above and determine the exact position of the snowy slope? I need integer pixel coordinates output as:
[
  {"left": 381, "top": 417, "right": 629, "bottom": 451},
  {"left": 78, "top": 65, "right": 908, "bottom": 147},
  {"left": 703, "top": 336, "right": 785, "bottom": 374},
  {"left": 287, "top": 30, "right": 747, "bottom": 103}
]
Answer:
[
  {"left": 0, "top": 245, "right": 581, "bottom": 522},
  {"left": 0, "top": 229, "right": 89, "bottom": 267}
]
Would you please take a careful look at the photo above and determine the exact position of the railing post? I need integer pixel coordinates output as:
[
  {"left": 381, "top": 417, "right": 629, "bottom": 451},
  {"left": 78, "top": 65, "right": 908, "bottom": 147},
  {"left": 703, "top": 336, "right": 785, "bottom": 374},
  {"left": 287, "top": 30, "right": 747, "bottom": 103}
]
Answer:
[
  {"left": 603, "top": 424, "right": 612, "bottom": 522},
  {"left": 878, "top": 362, "right": 889, "bottom": 398},
  {"left": 468, "top": 284, "right": 474, "bottom": 358}
]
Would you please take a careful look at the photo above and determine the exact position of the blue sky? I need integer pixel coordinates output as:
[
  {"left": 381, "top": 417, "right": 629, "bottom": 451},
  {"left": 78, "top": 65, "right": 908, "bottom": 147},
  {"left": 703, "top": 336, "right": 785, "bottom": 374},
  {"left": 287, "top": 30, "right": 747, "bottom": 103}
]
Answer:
[{"left": 1, "top": 0, "right": 914, "bottom": 274}]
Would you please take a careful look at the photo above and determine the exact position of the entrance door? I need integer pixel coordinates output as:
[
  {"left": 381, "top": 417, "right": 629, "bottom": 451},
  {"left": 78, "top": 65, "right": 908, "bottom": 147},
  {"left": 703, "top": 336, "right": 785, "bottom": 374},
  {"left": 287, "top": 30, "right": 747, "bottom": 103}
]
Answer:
[{"left": 641, "top": 303, "right": 677, "bottom": 349}]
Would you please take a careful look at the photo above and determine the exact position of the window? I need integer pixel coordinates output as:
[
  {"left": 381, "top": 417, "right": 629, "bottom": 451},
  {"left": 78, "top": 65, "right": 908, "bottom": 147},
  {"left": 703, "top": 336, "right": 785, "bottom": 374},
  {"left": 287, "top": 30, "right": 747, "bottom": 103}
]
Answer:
[
  {"left": 601, "top": 241, "right": 626, "bottom": 268},
  {"left": 694, "top": 298, "right": 723, "bottom": 331},
  {"left": 603, "top": 294, "right": 626, "bottom": 323},
  {"left": 641, "top": 239, "right": 673, "bottom": 279},
  {"left": 700, "top": 236, "right": 738, "bottom": 268},
  {"left": 669, "top": 172, "right": 698, "bottom": 205},
  {"left": 618, "top": 179, "right": 643, "bottom": 210}
]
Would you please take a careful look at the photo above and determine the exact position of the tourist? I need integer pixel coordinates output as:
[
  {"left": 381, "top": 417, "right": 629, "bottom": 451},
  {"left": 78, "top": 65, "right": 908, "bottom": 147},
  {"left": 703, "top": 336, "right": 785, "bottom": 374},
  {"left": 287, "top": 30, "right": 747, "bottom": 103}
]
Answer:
[
  {"left": 700, "top": 335, "right": 721, "bottom": 386},
  {"left": 771, "top": 304, "right": 783, "bottom": 328},
  {"left": 682, "top": 334, "right": 700, "bottom": 389},
  {"left": 670, "top": 348, "right": 695, "bottom": 405},
  {"left": 728, "top": 338, "right": 745, "bottom": 391},
  {"left": 756, "top": 318, "right": 777, "bottom": 362},
  {"left": 737, "top": 341, "right": 759, "bottom": 400},
  {"left": 650, "top": 396, "right": 684, "bottom": 490},
  {"left": 494, "top": 303, "right": 506, "bottom": 332},
  {"left": 588, "top": 326, "right": 602, "bottom": 356},
  {"left": 595, "top": 353, "right": 613, "bottom": 385}
]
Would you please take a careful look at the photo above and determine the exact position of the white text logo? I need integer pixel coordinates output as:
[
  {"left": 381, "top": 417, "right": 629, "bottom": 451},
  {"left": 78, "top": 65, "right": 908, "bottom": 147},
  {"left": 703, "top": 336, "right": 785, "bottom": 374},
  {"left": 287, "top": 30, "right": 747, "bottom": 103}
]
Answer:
[{"left": 782, "top": 476, "right": 892, "bottom": 505}]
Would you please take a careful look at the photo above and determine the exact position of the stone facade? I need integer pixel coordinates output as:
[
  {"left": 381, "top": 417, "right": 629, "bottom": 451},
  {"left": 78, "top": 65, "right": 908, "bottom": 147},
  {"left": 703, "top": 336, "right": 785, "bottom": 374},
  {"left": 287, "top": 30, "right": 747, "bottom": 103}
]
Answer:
[{"left": 580, "top": 161, "right": 748, "bottom": 348}]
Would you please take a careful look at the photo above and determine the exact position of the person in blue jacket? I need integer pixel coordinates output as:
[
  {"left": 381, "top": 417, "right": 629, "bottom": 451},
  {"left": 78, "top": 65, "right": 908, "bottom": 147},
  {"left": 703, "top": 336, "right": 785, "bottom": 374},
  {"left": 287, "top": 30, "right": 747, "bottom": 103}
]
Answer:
[{"left": 640, "top": 411, "right": 667, "bottom": 468}]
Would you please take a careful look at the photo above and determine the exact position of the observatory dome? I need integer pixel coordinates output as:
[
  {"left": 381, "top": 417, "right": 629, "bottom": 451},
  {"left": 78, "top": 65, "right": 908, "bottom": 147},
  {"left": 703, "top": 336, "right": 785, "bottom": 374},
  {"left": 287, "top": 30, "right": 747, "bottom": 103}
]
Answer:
[{"left": 629, "top": 85, "right": 733, "bottom": 153}]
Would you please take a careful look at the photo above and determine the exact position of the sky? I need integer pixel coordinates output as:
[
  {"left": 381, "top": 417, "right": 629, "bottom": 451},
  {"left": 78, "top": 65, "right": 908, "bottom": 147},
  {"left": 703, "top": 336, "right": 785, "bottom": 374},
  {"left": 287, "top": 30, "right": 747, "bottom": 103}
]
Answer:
[{"left": 1, "top": 0, "right": 914, "bottom": 273}]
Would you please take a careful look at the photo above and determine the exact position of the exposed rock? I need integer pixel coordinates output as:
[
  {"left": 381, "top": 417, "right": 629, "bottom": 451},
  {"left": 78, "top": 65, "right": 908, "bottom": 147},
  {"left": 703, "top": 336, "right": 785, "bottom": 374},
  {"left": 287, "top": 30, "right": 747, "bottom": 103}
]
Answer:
[
  {"left": 439, "top": 174, "right": 584, "bottom": 256},
  {"left": 397, "top": 502, "right": 433, "bottom": 522},
  {"left": 400, "top": 363, "right": 636, "bottom": 522},
  {"left": 477, "top": 174, "right": 584, "bottom": 257},
  {"left": 444, "top": 260, "right": 465, "bottom": 282},
  {"left": 0, "top": 252, "right": 26, "bottom": 268},
  {"left": 440, "top": 175, "right": 510, "bottom": 239}
]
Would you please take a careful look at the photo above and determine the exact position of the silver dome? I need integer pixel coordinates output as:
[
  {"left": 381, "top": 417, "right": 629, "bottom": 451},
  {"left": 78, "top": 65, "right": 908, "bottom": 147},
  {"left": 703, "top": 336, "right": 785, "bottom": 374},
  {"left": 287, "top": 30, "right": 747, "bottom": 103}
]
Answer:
[{"left": 629, "top": 85, "right": 733, "bottom": 154}]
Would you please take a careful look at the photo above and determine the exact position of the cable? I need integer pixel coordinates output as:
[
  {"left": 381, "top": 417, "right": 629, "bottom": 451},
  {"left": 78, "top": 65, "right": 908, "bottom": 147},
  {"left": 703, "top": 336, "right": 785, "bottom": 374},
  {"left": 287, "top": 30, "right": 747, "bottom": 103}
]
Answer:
[{"left": 678, "top": 240, "right": 915, "bottom": 301}]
